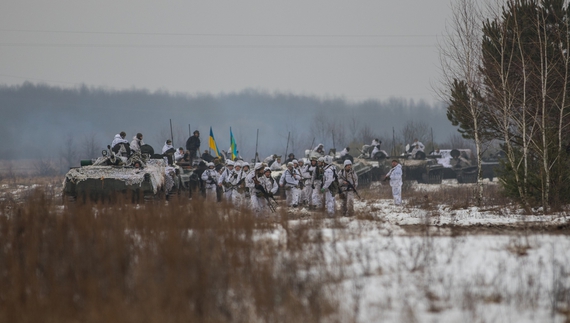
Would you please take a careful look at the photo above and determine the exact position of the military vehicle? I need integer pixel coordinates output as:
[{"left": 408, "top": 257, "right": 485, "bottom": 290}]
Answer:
[
  {"left": 63, "top": 144, "right": 191, "bottom": 202},
  {"left": 354, "top": 145, "right": 444, "bottom": 184},
  {"left": 431, "top": 148, "right": 500, "bottom": 183}
]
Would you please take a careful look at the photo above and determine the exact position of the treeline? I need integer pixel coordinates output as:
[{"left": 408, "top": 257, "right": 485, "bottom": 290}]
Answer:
[{"left": 0, "top": 82, "right": 457, "bottom": 167}]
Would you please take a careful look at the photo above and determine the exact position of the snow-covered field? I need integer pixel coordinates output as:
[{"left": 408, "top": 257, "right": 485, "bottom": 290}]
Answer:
[
  {"left": 261, "top": 180, "right": 570, "bottom": 322},
  {"left": 1, "top": 178, "right": 569, "bottom": 322},
  {"left": 298, "top": 215, "right": 570, "bottom": 322}
]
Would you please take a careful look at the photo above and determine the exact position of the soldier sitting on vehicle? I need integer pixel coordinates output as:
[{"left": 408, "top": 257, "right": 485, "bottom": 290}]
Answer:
[
  {"left": 161, "top": 139, "right": 176, "bottom": 165},
  {"left": 263, "top": 154, "right": 278, "bottom": 166},
  {"left": 270, "top": 156, "right": 283, "bottom": 171},
  {"left": 111, "top": 131, "right": 131, "bottom": 157},
  {"left": 130, "top": 133, "right": 144, "bottom": 153},
  {"left": 409, "top": 138, "right": 425, "bottom": 159},
  {"left": 313, "top": 144, "right": 325, "bottom": 155},
  {"left": 201, "top": 150, "right": 215, "bottom": 162},
  {"left": 174, "top": 147, "right": 186, "bottom": 163},
  {"left": 371, "top": 142, "right": 388, "bottom": 160},
  {"left": 285, "top": 153, "right": 296, "bottom": 164}
]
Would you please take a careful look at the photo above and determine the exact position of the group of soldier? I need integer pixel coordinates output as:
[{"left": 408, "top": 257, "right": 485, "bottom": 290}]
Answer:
[
  {"left": 110, "top": 131, "right": 411, "bottom": 216},
  {"left": 198, "top": 152, "right": 359, "bottom": 218}
]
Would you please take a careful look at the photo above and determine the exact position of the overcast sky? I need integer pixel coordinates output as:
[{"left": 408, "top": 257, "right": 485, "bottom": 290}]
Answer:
[{"left": 1, "top": 1, "right": 452, "bottom": 103}]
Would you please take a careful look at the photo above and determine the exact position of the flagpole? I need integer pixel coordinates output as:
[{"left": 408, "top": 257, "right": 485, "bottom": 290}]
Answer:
[
  {"left": 255, "top": 129, "right": 259, "bottom": 162},
  {"left": 284, "top": 131, "right": 290, "bottom": 160},
  {"left": 169, "top": 119, "right": 174, "bottom": 146}
]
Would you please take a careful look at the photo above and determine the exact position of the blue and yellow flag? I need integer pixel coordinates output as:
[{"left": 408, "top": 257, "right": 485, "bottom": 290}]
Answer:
[
  {"left": 230, "top": 128, "right": 238, "bottom": 160},
  {"left": 209, "top": 127, "right": 220, "bottom": 157}
]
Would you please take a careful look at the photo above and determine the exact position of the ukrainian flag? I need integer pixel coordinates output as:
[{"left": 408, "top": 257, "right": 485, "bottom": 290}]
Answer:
[
  {"left": 209, "top": 127, "right": 220, "bottom": 157},
  {"left": 230, "top": 128, "right": 238, "bottom": 160}
]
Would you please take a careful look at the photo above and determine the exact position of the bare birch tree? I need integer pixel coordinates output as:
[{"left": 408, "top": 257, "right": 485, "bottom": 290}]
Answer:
[{"left": 438, "top": 0, "right": 486, "bottom": 204}]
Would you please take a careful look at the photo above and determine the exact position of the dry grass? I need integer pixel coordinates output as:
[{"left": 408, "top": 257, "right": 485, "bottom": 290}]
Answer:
[
  {"left": 0, "top": 189, "right": 343, "bottom": 323},
  {"left": 405, "top": 183, "right": 514, "bottom": 211}
]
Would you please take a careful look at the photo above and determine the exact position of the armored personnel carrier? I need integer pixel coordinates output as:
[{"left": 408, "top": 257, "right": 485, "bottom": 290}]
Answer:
[
  {"left": 351, "top": 144, "right": 443, "bottom": 184},
  {"left": 63, "top": 145, "right": 172, "bottom": 202}
]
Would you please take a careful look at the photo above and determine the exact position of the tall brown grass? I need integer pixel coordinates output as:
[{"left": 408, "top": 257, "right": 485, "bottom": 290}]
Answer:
[{"left": 0, "top": 189, "right": 342, "bottom": 323}]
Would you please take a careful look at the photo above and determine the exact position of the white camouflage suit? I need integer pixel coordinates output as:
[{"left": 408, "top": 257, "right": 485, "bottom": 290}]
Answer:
[
  {"left": 130, "top": 135, "right": 144, "bottom": 153},
  {"left": 217, "top": 161, "right": 235, "bottom": 202},
  {"left": 245, "top": 165, "right": 278, "bottom": 217},
  {"left": 385, "top": 163, "right": 403, "bottom": 205},
  {"left": 338, "top": 160, "right": 358, "bottom": 216},
  {"left": 240, "top": 164, "right": 251, "bottom": 208},
  {"left": 201, "top": 164, "right": 219, "bottom": 202},
  {"left": 410, "top": 140, "right": 425, "bottom": 157},
  {"left": 229, "top": 162, "right": 246, "bottom": 207},
  {"left": 321, "top": 159, "right": 337, "bottom": 216},
  {"left": 311, "top": 158, "right": 325, "bottom": 208},
  {"left": 279, "top": 164, "right": 301, "bottom": 207},
  {"left": 299, "top": 160, "right": 314, "bottom": 205}
]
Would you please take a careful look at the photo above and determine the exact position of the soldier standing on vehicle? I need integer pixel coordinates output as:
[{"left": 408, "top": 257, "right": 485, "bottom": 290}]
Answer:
[
  {"left": 339, "top": 160, "right": 358, "bottom": 216},
  {"left": 384, "top": 159, "right": 403, "bottom": 206},
  {"left": 186, "top": 130, "right": 201, "bottom": 166}
]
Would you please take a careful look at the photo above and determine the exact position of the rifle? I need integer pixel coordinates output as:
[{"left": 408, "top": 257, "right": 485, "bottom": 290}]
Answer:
[
  {"left": 225, "top": 177, "right": 244, "bottom": 192},
  {"left": 331, "top": 167, "right": 343, "bottom": 197},
  {"left": 338, "top": 171, "right": 361, "bottom": 199},
  {"left": 283, "top": 169, "right": 302, "bottom": 190},
  {"left": 253, "top": 174, "right": 277, "bottom": 213},
  {"left": 383, "top": 165, "right": 398, "bottom": 182}
]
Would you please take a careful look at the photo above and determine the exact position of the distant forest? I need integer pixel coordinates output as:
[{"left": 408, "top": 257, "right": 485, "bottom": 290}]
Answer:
[{"left": 0, "top": 82, "right": 461, "bottom": 167}]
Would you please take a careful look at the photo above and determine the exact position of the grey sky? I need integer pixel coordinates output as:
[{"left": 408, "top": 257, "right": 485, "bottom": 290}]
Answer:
[{"left": 1, "top": 1, "right": 451, "bottom": 103}]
